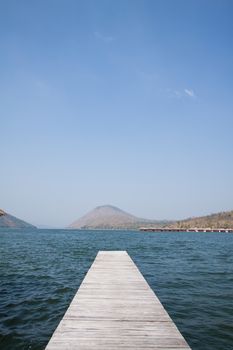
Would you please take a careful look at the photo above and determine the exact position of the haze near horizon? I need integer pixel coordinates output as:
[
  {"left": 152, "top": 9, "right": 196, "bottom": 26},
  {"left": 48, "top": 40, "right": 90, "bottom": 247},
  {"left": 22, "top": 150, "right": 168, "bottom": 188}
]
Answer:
[{"left": 1, "top": 0, "right": 233, "bottom": 227}]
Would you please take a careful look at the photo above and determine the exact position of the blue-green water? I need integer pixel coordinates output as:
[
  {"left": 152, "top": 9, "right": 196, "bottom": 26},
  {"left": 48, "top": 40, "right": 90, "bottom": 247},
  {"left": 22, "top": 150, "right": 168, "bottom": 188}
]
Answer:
[{"left": 0, "top": 229, "right": 233, "bottom": 350}]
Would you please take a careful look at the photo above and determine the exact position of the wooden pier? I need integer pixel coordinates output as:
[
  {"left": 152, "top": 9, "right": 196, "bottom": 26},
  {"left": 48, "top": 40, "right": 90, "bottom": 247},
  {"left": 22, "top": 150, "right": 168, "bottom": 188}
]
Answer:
[
  {"left": 45, "top": 251, "right": 191, "bottom": 350},
  {"left": 140, "top": 227, "right": 233, "bottom": 233}
]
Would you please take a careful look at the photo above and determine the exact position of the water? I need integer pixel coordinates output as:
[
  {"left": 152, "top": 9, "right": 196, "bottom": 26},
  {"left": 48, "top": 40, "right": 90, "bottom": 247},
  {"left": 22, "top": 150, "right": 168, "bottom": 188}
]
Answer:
[{"left": 0, "top": 229, "right": 233, "bottom": 350}]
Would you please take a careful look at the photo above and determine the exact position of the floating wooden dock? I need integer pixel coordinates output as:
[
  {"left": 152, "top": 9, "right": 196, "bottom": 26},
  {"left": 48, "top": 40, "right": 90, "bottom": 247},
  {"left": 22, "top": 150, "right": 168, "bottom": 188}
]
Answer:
[
  {"left": 140, "top": 227, "right": 233, "bottom": 233},
  {"left": 45, "top": 251, "right": 191, "bottom": 350}
]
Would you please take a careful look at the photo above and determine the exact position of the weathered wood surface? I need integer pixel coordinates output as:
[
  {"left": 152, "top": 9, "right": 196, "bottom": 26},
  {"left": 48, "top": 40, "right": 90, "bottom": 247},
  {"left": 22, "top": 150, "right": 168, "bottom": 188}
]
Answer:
[{"left": 45, "top": 251, "right": 191, "bottom": 350}]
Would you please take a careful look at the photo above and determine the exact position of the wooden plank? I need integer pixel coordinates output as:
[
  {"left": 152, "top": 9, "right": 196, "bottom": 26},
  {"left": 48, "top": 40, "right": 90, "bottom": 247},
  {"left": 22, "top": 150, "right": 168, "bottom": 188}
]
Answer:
[{"left": 45, "top": 251, "right": 191, "bottom": 350}]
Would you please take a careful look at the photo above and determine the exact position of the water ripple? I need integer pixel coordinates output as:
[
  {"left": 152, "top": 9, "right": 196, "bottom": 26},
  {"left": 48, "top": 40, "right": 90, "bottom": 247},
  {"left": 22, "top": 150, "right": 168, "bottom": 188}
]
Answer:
[{"left": 0, "top": 229, "right": 233, "bottom": 349}]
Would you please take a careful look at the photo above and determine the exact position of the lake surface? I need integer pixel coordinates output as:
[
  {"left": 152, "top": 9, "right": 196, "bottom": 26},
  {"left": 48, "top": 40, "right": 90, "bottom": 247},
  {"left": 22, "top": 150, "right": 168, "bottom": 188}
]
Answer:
[{"left": 0, "top": 229, "right": 233, "bottom": 350}]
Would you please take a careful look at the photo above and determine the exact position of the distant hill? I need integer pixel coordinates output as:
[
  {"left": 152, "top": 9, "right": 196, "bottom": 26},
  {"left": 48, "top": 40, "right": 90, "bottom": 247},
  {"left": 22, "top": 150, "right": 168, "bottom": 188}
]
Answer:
[
  {"left": 168, "top": 210, "right": 233, "bottom": 229},
  {"left": 68, "top": 205, "right": 168, "bottom": 230},
  {"left": 0, "top": 209, "right": 36, "bottom": 229}
]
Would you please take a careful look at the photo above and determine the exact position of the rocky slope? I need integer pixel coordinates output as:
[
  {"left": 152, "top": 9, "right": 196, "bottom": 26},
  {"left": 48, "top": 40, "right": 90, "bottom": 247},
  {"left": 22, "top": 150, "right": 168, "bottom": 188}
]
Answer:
[
  {"left": 68, "top": 205, "right": 168, "bottom": 230},
  {"left": 0, "top": 209, "right": 36, "bottom": 228},
  {"left": 168, "top": 210, "right": 233, "bottom": 229}
]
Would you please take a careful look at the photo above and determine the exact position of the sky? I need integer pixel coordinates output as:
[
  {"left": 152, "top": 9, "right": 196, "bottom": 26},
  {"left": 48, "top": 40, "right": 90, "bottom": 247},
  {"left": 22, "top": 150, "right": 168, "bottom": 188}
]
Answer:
[{"left": 1, "top": 0, "right": 233, "bottom": 227}]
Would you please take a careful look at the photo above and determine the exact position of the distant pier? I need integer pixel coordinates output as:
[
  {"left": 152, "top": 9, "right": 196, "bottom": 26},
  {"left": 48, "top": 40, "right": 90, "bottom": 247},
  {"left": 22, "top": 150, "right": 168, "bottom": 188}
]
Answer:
[
  {"left": 140, "top": 228, "right": 233, "bottom": 233},
  {"left": 45, "top": 251, "right": 191, "bottom": 349}
]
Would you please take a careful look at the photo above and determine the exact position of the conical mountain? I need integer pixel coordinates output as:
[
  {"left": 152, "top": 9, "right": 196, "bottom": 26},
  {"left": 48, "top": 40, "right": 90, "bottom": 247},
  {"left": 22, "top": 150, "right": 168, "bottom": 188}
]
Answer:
[
  {"left": 0, "top": 209, "right": 36, "bottom": 229},
  {"left": 68, "top": 205, "right": 164, "bottom": 230}
]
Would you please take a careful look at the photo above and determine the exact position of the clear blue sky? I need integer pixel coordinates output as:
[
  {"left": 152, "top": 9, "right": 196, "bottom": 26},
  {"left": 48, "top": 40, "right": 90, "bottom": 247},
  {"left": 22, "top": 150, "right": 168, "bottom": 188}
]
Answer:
[{"left": 1, "top": 0, "right": 233, "bottom": 227}]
